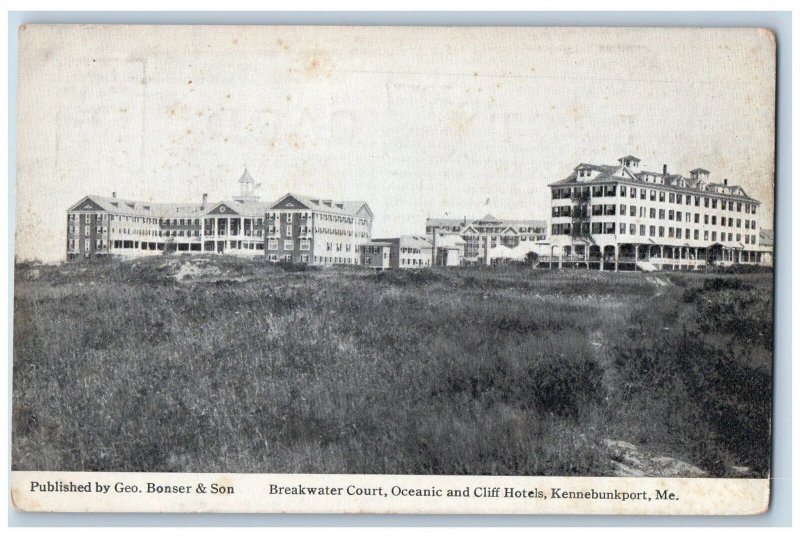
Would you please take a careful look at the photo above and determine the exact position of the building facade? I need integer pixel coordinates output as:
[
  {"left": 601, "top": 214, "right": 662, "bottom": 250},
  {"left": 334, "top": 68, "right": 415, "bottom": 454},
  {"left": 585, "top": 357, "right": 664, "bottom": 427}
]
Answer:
[
  {"left": 265, "top": 193, "right": 373, "bottom": 265},
  {"left": 548, "top": 155, "right": 766, "bottom": 270},
  {"left": 66, "top": 170, "right": 271, "bottom": 260},
  {"left": 359, "top": 235, "right": 434, "bottom": 270},
  {"left": 426, "top": 215, "right": 547, "bottom": 265},
  {"left": 67, "top": 171, "right": 373, "bottom": 266}
]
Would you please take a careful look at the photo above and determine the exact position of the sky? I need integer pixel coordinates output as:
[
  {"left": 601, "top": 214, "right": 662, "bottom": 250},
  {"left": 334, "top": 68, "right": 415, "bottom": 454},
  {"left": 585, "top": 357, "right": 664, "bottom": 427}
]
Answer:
[{"left": 16, "top": 25, "right": 776, "bottom": 262}]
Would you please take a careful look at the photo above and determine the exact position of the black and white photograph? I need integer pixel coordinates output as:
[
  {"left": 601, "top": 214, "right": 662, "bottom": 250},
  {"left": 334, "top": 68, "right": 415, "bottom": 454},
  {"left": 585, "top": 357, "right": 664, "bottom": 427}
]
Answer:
[{"left": 10, "top": 24, "right": 776, "bottom": 514}]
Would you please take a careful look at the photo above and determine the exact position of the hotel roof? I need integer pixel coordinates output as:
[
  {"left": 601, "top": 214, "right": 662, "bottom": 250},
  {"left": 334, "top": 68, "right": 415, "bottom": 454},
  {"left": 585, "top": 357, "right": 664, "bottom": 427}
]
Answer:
[
  {"left": 69, "top": 195, "right": 275, "bottom": 219},
  {"left": 271, "top": 193, "right": 372, "bottom": 217},
  {"left": 427, "top": 216, "right": 546, "bottom": 229},
  {"left": 550, "top": 159, "right": 758, "bottom": 202}
]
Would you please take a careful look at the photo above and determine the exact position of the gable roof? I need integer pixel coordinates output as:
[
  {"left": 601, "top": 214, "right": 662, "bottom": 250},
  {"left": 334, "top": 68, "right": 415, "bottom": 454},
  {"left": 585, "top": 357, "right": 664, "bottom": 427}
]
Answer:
[
  {"left": 550, "top": 161, "right": 759, "bottom": 202},
  {"left": 270, "top": 193, "right": 372, "bottom": 218},
  {"left": 69, "top": 195, "right": 274, "bottom": 219}
]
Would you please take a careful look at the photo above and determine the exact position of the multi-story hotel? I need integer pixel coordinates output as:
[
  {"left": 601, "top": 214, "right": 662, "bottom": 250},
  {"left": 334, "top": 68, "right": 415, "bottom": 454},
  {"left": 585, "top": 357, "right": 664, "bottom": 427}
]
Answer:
[
  {"left": 67, "top": 169, "right": 271, "bottom": 260},
  {"left": 67, "top": 170, "right": 374, "bottom": 266},
  {"left": 265, "top": 193, "right": 373, "bottom": 265},
  {"left": 548, "top": 155, "right": 766, "bottom": 270},
  {"left": 426, "top": 215, "right": 547, "bottom": 265}
]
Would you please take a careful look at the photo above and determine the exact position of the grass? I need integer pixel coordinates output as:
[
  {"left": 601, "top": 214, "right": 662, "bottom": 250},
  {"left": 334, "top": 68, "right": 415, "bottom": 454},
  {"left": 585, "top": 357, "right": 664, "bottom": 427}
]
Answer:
[{"left": 12, "top": 256, "right": 773, "bottom": 476}]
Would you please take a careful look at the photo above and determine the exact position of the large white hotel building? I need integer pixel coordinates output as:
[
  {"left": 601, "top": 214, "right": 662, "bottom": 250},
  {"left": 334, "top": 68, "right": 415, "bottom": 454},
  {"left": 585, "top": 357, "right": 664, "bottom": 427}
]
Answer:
[{"left": 548, "top": 155, "right": 770, "bottom": 270}]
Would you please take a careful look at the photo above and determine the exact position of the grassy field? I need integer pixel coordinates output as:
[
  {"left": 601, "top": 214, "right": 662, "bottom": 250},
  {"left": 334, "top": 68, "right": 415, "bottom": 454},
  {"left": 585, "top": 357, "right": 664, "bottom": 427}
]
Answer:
[{"left": 12, "top": 256, "right": 773, "bottom": 477}]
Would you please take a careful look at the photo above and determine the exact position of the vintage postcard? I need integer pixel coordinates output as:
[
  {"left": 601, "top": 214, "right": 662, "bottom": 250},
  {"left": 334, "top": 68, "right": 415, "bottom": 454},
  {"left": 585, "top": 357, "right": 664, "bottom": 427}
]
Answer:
[{"left": 11, "top": 24, "right": 775, "bottom": 514}]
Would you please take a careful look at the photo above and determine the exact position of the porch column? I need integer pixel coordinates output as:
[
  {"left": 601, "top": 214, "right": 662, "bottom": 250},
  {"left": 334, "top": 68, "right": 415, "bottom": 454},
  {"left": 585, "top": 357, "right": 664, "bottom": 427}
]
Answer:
[{"left": 614, "top": 245, "right": 619, "bottom": 272}]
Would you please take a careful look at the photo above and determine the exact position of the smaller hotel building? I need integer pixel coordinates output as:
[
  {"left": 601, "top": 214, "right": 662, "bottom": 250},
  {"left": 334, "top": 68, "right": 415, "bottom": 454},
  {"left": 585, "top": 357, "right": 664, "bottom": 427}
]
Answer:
[
  {"left": 548, "top": 155, "right": 767, "bottom": 270},
  {"left": 359, "top": 235, "right": 436, "bottom": 270},
  {"left": 426, "top": 215, "right": 547, "bottom": 265}
]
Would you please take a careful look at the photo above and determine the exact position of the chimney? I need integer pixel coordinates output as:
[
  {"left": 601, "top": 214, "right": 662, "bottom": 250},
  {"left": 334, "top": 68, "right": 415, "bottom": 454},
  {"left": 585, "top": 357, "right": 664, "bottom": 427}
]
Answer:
[
  {"left": 724, "top": 179, "right": 728, "bottom": 186},
  {"left": 112, "top": 191, "right": 117, "bottom": 198},
  {"left": 662, "top": 164, "right": 668, "bottom": 176},
  {"left": 202, "top": 193, "right": 208, "bottom": 209}
]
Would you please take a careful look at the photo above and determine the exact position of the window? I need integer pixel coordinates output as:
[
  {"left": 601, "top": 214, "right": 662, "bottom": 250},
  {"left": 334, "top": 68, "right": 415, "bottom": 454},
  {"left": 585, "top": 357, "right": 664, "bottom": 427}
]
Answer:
[
  {"left": 284, "top": 240, "right": 294, "bottom": 250},
  {"left": 712, "top": 198, "right": 718, "bottom": 209},
  {"left": 712, "top": 231, "right": 717, "bottom": 241},
  {"left": 704, "top": 215, "right": 709, "bottom": 225},
  {"left": 620, "top": 185, "right": 627, "bottom": 196},
  {"left": 650, "top": 208, "right": 656, "bottom": 219},
  {"left": 629, "top": 223, "right": 636, "bottom": 235},
  {"left": 669, "top": 193, "right": 675, "bottom": 203},
  {"left": 640, "top": 189, "right": 646, "bottom": 200},
  {"left": 694, "top": 230, "right": 699, "bottom": 240},
  {"left": 268, "top": 239, "right": 278, "bottom": 250},
  {"left": 686, "top": 195, "right": 692, "bottom": 205},
  {"left": 704, "top": 230, "right": 709, "bottom": 241},
  {"left": 286, "top": 213, "right": 293, "bottom": 223},
  {"left": 640, "top": 225, "right": 646, "bottom": 235},
  {"left": 711, "top": 216, "right": 717, "bottom": 225},
  {"left": 668, "top": 210, "right": 674, "bottom": 220},
  {"left": 659, "top": 209, "right": 665, "bottom": 220},
  {"left": 658, "top": 226, "right": 664, "bottom": 237},
  {"left": 630, "top": 187, "right": 637, "bottom": 198},
  {"left": 649, "top": 225, "right": 655, "bottom": 237},
  {"left": 629, "top": 205, "right": 636, "bottom": 217},
  {"left": 659, "top": 191, "right": 665, "bottom": 202},
  {"left": 650, "top": 190, "right": 657, "bottom": 201}
]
